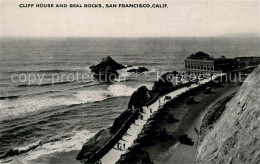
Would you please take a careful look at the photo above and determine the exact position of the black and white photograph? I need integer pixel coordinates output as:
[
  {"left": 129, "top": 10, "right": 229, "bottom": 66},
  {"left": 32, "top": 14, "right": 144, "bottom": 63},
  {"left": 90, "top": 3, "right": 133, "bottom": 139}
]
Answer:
[{"left": 0, "top": 0, "right": 259, "bottom": 163}]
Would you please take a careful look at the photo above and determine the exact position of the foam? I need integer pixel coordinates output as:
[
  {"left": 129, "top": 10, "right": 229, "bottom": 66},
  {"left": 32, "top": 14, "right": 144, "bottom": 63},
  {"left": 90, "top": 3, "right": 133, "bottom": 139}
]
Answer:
[
  {"left": 0, "top": 130, "right": 95, "bottom": 163},
  {"left": 107, "top": 84, "right": 136, "bottom": 97},
  {"left": 0, "top": 95, "right": 79, "bottom": 121},
  {"left": 0, "top": 83, "right": 150, "bottom": 121}
]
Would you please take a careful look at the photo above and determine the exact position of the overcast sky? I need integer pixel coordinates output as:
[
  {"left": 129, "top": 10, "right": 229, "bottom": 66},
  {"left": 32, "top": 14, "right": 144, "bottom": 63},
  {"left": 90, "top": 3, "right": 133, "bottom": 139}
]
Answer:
[{"left": 1, "top": 0, "right": 259, "bottom": 37}]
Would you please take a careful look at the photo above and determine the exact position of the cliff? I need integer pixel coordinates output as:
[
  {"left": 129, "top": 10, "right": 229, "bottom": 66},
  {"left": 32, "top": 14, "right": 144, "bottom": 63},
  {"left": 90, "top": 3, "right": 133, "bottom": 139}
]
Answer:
[
  {"left": 199, "top": 93, "right": 236, "bottom": 141},
  {"left": 128, "top": 86, "right": 150, "bottom": 109},
  {"left": 152, "top": 71, "right": 177, "bottom": 92},
  {"left": 196, "top": 65, "right": 260, "bottom": 163}
]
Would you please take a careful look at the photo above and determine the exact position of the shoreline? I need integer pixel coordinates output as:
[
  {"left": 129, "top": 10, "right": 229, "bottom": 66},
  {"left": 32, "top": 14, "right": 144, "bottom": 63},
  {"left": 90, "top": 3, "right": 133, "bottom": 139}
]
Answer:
[{"left": 22, "top": 75, "right": 244, "bottom": 164}]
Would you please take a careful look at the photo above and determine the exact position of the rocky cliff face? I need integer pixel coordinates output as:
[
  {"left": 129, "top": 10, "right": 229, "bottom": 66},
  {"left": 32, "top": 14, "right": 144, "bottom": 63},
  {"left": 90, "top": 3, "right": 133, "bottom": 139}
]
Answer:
[
  {"left": 128, "top": 86, "right": 150, "bottom": 109},
  {"left": 196, "top": 65, "right": 260, "bottom": 164}
]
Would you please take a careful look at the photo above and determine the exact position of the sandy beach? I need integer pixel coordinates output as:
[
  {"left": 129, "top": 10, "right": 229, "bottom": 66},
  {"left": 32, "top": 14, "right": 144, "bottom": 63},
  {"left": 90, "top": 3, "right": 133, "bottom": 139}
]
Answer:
[{"left": 140, "top": 81, "right": 242, "bottom": 164}]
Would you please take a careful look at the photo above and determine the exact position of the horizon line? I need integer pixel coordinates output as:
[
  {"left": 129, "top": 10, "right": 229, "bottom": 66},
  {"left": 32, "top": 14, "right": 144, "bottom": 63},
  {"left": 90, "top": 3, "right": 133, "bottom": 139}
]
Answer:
[{"left": 1, "top": 34, "right": 260, "bottom": 39}]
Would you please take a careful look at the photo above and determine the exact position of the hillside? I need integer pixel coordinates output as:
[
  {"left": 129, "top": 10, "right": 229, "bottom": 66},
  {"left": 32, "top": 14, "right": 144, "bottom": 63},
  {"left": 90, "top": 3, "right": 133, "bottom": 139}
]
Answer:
[{"left": 196, "top": 65, "right": 260, "bottom": 164}]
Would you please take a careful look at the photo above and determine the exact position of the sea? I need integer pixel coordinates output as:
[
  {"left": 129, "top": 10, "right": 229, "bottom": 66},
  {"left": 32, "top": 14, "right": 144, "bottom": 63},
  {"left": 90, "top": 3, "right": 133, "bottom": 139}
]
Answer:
[{"left": 0, "top": 37, "right": 259, "bottom": 163}]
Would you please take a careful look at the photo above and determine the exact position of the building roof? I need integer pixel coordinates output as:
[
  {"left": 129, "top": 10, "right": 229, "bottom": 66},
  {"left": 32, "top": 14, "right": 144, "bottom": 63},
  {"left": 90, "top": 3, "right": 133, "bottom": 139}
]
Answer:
[{"left": 186, "top": 52, "right": 214, "bottom": 60}]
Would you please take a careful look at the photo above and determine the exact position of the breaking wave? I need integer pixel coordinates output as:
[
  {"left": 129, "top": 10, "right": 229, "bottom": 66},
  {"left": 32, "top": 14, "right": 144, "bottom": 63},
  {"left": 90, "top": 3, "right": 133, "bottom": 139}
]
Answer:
[
  {"left": 0, "top": 96, "right": 19, "bottom": 100},
  {"left": 0, "top": 130, "right": 95, "bottom": 163},
  {"left": 4, "top": 69, "right": 80, "bottom": 74},
  {"left": 18, "top": 81, "right": 71, "bottom": 87},
  {"left": 0, "top": 83, "right": 147, "bottom": 121}
]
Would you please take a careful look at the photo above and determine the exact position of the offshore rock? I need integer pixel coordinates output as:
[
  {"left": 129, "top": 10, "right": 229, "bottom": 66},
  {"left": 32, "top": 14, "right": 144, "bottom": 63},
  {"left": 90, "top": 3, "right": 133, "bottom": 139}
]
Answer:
[
  {"left": 90, "top": 56, "right": 125, "bottom": 81},
  {"left": 127, "top": 67, "right": 149, "bottom": 73},
  {"left": 89, "top": 56, "right": 125, "bottom": 73},
  {"left": 196, "top": 65, "right": 260, "bottom": 163},
  {"left": 92, "top": 66, "right": 119, "bottom": 82}
]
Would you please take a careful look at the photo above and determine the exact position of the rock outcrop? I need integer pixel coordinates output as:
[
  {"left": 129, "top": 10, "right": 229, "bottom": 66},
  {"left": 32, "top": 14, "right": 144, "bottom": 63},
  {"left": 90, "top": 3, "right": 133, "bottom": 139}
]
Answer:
[
  {"left": 76, "top": 129, "right": 112, "bottom": 160},
  {"left": 89, "top": 56, "right": 125, "bottom": 73},
  {"left": 127, "top": 67, "right": 149, "bottom": 73},
  {"left": 110, "top": 109, "right": 134, "bottom": 133},
  {"left": 152, "top": 71, "right": 178, "bottom": 92},
  {"left": 128, "top": 86, "right": 150, "bottom": 109},
  {"left": 90, "top": 56, "right": 125, "bottom": 81},
  {"left": 196, "top": 65, "right": 260, "bottom": 164}
]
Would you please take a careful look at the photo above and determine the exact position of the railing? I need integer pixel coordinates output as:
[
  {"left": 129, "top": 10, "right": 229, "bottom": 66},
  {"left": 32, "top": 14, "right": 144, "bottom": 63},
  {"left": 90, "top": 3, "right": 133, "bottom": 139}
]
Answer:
[{"left": 82, "top": 109, "right": 139, "bottom": 164}]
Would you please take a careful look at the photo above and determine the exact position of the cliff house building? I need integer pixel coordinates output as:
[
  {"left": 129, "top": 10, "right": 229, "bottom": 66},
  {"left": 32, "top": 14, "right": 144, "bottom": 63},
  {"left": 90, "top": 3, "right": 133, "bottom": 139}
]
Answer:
[{"left": 184, "top": 52, "right": 234, "bottom": 75}]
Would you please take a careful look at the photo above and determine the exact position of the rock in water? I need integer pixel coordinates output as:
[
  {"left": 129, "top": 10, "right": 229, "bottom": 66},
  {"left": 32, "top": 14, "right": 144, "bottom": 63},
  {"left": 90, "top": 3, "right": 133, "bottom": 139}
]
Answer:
[
  {"left": 89, "top": 56, "right": 125, "bottom": 82},
  {"left": 127, "top": 67, "right": 149, "bottom": 73},
  {"left": 89, "top": 56, "right": 125, "bottom": 73},
  {"left": 196, "top": 65, "right": 260, "bottom": 163}
]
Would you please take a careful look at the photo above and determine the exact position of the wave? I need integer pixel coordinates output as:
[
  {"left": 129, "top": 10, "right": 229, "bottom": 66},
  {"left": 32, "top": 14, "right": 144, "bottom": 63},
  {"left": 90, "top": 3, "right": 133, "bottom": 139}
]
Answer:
[
  {"left": 4, "top": 69, "right": 79, "bottom": 74},
  {"left": 29, "top": 90, "right": 61, "bottom": 96},
  {"left": 0, "top": 141, "right": 42, "bottom": 159},
  {"left": 107, "top": 84, "right": 136, "bottom": 97},
  {"left": 73, "top": 82, "right": 153, "bottom": 104},
  {"left": 18, "top": 81, "right": 71, "bottom": 87},
  {"left": 68, "top": 81, "right": 100, "bottom": 90},
  {"left": 0, "top": 83, "right": 146, "bottom": 121},
  {"left": 74, "top": 84, "right": 136, "bottom": 103},
  {"left": 0, "top": 80, "right": 154, "bottom": 121},
  {"left": 70, "top": 80, "right": 93, "bottom": 86},
  {"left": 0, "top": 130, "right": 95, "bottom": 162},
  {"left": 0, "top": 96, "right": 19, "bottom": 100},
  {"left": 0, "top": 95, "right": 77, "bottom": 121},
  {"left": 0, "top": 91, "right": 61, "bottom": 102}
]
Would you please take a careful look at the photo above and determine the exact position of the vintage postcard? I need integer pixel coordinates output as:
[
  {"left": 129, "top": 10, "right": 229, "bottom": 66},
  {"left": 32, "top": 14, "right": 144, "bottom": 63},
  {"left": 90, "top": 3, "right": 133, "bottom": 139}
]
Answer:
[{"left": 0, "top": 0, "right": 259, "bottom": 163}]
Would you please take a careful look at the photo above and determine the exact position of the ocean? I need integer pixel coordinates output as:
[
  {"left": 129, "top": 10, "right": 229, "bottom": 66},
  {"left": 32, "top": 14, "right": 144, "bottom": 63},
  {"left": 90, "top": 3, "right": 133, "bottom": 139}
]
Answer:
[{"left": 0, "top": 37, "right": 259, "bottom": 163}]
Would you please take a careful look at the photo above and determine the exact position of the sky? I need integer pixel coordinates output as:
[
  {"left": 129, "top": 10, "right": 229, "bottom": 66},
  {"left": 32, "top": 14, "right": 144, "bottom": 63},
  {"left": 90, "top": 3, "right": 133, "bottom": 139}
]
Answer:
[{"left": 0, "top": 0, "right": 259, "bottom": 37}]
